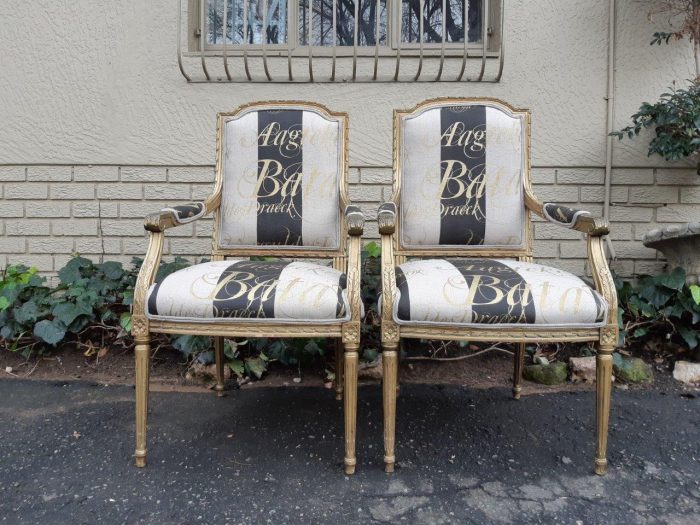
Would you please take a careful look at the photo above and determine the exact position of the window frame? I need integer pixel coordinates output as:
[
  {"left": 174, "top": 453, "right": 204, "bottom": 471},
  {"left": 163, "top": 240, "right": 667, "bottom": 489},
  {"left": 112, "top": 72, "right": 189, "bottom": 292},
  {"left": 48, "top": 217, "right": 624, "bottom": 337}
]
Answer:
[{"left": 186, "top": 0, "right": 501, "bottom": 57}]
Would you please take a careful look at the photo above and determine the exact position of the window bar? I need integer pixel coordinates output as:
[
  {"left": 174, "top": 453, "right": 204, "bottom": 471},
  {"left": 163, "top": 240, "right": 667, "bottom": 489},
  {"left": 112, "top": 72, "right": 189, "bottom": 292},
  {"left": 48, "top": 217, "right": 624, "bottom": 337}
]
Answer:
[
  {"left": 413, "top": 0, "right": 425, "bottom": 81},
  {"left": 393, "top": 0, "right": 402, "bottom": 80},
  {"left": 287, "top": 0, "right": 294, "bottom": 80},
  {"left": 435, "top": 0, "right": 447, "bottom": 81},
  {"left": 222, "top": 0, "right": 233, "bottom": 81},
  {"left": 308, "top": 0, "right": 314, "bottom": 82},
  {"left": 200, "top": 0, "right": 211, "bottom": 80},
  {"left": 243, "top": 0, "right": 252, "bottom": 80},
  {"left": 494, "top": 2, "right": 504, "bottom": 82},
  {"left": 177, "top": 0, "right": 191, "bottom": 81},
  {"left": 331, "top": 0, "right": 337, "bottom": 80},
  {"left": 456, "top": 0, "right": 469, "bottom": 81},
  {"left": 477, "top": 0, "right": 489, "bottom": 81},
  {"left": 262, "top": 0, "right": 272, "bottom": 80},
  {"left": 352, "top": 0, "right": 359, "bottom": 81},
  {"left": 372, "top": 0, "right": 380, "bottom": 80}
]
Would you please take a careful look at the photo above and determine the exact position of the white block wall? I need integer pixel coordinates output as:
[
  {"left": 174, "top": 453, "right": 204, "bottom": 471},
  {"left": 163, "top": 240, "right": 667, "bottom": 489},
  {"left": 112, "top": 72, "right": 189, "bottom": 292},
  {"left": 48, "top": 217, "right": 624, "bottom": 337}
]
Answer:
[{"left": 1, "top": 164, "right": 697, "bottom": 278}]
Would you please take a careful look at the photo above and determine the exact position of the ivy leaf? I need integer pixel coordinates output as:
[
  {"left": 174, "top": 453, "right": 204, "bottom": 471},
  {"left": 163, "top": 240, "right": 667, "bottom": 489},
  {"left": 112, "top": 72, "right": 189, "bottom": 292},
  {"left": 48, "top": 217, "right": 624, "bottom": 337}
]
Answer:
[
  {"left": 227, "top": 359, "right": 245, "bottom": 378},
  {"left": 33, "top": 319, "right": 66, "bottom": 345},
  {"left": 244, "top": 356, "right": 267, "bottom": 379},
  {"left": 678, "top": 326, "right": 699, "bottom": 349},
  {"left": 52, "top": 301, "right": 94, "bottom": 327},
  {"left": 97, "top": 261, "right": 123, "bottom": 280},
  {"left": 0, "top": 296, "right": 10, "bottom": 311},
  {"left": 364, "top": 241, "right": 381, "bottom": 258},
  {"left": 690, "top": 284, "right": 700, "bottom": 305},
  {"left": 655, "top": 267, "right": 686, "bottom": 291},
  {"left": 119, "top": 312, "right": 132, "bottom": 332},
  {"left": 58, "top": 257, "right": 92, "bottom": 285},
  {"left": 13, "top": 300, "right": 38, "bottom": 324},
  {"left": 633, "top": 327, "right": 648, "bottom": 338}
]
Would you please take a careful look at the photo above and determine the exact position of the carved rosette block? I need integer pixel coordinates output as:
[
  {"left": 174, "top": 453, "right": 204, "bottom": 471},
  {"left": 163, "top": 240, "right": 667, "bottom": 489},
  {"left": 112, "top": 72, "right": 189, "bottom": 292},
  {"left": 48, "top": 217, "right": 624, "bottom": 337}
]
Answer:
[{"left": 342, "top": 322, "right": 361, "bottom": 346}]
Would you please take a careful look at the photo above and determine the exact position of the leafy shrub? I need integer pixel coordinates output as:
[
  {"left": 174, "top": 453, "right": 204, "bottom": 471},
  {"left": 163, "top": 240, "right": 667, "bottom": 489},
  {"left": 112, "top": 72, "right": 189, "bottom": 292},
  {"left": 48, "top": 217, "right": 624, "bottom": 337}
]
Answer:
[
  {"left": 1, "top": 245, "right": 384, "bottom": 379},
  {"left": 615, "top": 267, "right": 700, "bottom": 352},
  {"left": 611, "top": 81, "right": 700, "bottom": 172}
]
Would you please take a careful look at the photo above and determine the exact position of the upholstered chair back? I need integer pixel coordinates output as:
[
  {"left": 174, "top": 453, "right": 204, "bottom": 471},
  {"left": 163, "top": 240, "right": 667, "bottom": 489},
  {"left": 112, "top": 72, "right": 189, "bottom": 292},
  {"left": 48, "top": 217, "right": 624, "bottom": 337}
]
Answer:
[
  {"left": 397, "top": 100, "right": 527, "bottom": 250},
  {"left": 217, "top": 104, "right": 345, "bottom": 251}
]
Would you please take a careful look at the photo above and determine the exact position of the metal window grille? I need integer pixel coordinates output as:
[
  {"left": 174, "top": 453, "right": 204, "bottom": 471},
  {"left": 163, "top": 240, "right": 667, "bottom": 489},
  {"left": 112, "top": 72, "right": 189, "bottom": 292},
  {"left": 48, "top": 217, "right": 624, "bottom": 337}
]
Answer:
[{"left": 178, "top": 0, "right": 504, "bottom": 82}]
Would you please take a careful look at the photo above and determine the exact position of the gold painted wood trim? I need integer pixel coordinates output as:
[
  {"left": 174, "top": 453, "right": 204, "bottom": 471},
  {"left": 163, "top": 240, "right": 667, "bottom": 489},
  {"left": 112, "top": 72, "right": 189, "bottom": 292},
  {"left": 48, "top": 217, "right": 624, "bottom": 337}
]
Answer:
[
  {"left": 211, "top": 100, "right": 349, "bottom": 259},
  {"left": 391, "top": 97, "right": 533, "bottom": 259},
  {"left": 148, "top": 319, "right": 344, "bottom": 339},
  {"left": 397, "top": 326, "right": 601, "bottom": 343}
]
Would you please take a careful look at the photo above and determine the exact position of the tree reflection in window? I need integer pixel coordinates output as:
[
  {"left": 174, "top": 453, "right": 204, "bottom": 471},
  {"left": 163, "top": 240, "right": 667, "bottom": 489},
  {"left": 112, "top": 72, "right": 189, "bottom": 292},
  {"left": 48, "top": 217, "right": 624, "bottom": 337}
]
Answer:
[
  {"left": 298, "top": 0, "right": 388, "bottom": 46},
  {"left": 401, "top": 0, "right": 482, "bottom": 44},
  {"left": 205, "top": 0, "right": 481, "bottom": 47}
]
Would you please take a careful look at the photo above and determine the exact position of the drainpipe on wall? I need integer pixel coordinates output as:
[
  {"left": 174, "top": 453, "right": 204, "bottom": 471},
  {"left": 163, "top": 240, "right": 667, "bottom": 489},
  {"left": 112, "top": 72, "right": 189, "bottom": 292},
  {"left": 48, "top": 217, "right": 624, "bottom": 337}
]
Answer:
[{"left": 604, "top": 0, "right": 617, "bottom": 259}]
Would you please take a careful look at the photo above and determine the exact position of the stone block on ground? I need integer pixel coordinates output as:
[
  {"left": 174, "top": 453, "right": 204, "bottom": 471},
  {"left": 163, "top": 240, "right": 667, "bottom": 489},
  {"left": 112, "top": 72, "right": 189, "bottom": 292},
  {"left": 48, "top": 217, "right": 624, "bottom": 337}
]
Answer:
[
  {"left": 672, "top": 361, "right": 700, "bottom": 385},
  {"left": 569, "top": 356, "right": 597, "bottom": 383},
  {"left": 358, "top": 355, "right": 383, "bottom": 380},
  {"left": 612, "top": 354, "right": 653, "bottom": 383},
  {"left": 523, "top": 362, "right": 568, "bottom": 385}
]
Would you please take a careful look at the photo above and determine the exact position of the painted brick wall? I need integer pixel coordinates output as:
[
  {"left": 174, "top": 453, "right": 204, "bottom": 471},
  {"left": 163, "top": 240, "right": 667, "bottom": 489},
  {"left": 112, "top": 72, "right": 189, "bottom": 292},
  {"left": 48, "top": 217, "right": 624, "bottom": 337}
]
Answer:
[{"left": 0, "top": 164, "right": 697, "bottom": 278}]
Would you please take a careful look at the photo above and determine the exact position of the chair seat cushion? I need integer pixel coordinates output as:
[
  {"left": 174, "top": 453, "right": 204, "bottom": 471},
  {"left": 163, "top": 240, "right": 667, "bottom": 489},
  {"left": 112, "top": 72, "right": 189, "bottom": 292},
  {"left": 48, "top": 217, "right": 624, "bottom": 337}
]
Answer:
[
  {"left": 146, "top": 260, "right": 349, "bottom": 323},
  {"left": 393, "top": 259, "right": 607, "bottom": 327}
]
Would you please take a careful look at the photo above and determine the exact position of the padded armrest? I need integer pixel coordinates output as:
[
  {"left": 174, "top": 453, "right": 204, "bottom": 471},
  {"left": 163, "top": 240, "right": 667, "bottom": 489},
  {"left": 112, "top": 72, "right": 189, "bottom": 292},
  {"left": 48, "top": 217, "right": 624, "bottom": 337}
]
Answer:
[
  {"left": 541, "top": 202, "right": 609, "bottom": 236},
  {"left": 377, "top": 202, "right": 397, "bottom": 235},
  {"left": 542, "top": 203, "right": 591, "bottom": 228},
  {"left": 144, "top": 202, "right": 206, "bottom": 232},
  {"left": 344, "top": 205, "right": 365, "bottom": 236}
]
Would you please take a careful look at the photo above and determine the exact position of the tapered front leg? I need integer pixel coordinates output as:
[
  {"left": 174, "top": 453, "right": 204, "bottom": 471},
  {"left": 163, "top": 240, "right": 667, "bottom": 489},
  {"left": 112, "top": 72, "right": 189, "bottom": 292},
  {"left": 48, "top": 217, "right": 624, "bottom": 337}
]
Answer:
[
  {"left": 335, "top": 339, "right": 344, "bottom": 401},
  {"left": 382, "top": 344, "right": 398, "bottom": 473},
  {"left": 214, "top": 336, "right": 225, "bottom": 397},
  {"left": 595, "top": 344, "right": 614, "bottom": 475},
  {"left": 513, "top": 342, "right": 526, "bottom": 400},
  {"left": 343, "top": 343, "right": 358, "bottom": 474},
  {"left": 134, "top": 339, "right": 150, "bottom": 467}
]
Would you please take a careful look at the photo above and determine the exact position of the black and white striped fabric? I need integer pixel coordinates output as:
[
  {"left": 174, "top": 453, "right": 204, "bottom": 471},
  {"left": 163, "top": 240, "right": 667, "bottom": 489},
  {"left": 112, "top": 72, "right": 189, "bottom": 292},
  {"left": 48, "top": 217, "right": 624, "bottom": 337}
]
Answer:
[
  {"left": 393, "top": 259, "right": 607, "bottom": 327},
  {"left": 146, "top": 260, "right": 349, "bottom": 323},
  {"left": 400, "top": 103, "right": 525, "bottom": 248},
  {"left": 219, "top": 107, "right": 341, "bottom": 249}
]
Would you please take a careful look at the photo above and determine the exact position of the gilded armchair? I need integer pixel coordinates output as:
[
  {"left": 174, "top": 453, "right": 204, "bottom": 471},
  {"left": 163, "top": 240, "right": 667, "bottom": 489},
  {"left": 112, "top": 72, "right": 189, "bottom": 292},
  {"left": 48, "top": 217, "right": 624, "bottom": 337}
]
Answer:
[
  {"left": 131, "top": 102, "right": 364, "bottom": 474},
  {"left": 378, "top": 98, "right": 618, "bottom": 475}
]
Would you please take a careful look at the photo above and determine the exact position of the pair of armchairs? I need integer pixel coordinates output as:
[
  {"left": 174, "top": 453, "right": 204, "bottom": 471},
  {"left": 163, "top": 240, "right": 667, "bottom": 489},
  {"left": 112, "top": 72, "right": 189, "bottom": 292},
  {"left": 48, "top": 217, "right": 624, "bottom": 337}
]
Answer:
[{"left": 131, "top": 99, "right": 617, "bottom": 476}]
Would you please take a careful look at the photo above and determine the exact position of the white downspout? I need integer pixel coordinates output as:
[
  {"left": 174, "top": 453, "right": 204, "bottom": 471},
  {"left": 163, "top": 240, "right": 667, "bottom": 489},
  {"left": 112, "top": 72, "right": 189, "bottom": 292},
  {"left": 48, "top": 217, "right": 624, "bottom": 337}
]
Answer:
[{"left": 604, "top": 0, "right": 617, "bottom": 259}]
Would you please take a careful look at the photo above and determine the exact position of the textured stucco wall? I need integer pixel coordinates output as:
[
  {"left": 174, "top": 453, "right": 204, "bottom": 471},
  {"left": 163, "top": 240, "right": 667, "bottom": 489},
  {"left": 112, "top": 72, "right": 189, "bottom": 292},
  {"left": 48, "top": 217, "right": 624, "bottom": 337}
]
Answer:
[{"left": 0, "top": 0, "right": 698, "bottom": 277}]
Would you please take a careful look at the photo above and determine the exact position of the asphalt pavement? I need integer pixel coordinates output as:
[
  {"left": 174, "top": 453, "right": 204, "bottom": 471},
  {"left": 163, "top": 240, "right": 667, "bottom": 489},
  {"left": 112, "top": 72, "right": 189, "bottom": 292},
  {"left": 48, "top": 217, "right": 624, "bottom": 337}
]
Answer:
[{"left": 1, "top": 379, "right": 698, "bottom": 524}]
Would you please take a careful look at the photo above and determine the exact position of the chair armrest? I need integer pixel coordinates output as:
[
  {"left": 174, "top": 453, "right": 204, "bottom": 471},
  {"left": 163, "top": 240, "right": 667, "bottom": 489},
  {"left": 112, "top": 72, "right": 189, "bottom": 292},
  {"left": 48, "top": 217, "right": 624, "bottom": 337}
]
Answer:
[
  {"left": 525, "top": 191, "right": 609, "bottom": 237},
  {"left": 344, "top": 205, "right": 365, "bottom": 236},
  {"left": 377, "top": 202, "right": 397, "bottom": 235},
  {"left": 144, "top": 202, "right": 207, "bottom": 232}
]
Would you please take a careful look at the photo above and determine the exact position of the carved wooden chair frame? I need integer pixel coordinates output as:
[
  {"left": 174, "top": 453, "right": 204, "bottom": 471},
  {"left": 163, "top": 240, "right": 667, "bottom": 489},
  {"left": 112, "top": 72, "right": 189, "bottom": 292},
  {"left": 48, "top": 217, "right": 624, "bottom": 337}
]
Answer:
[
  {"left": 377, "top": 97, "right": 618, "bottom": 475},
  {"left": 131, "top": 101, "right": 364, "bottom": 474}
]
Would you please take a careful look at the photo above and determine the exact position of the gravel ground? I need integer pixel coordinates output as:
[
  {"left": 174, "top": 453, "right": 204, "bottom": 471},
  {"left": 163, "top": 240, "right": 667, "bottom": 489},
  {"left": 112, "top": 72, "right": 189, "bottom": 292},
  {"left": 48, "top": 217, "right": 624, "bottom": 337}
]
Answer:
[{"left": 0, "top": 379, "right": 698, "bottom": 524}]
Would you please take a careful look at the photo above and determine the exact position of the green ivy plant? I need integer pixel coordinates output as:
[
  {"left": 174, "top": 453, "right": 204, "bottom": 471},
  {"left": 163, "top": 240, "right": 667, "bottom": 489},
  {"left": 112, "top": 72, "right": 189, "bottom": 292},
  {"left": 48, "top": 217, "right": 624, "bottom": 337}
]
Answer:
[
  {"left": 612, "top": 81, "right": 700, "bottom": 171},
  {"left": 615, "top": 267, "right": 700, "bottom": 351},
  {"left": 1, "top": 243, "right": 384, "bottom": 380}
]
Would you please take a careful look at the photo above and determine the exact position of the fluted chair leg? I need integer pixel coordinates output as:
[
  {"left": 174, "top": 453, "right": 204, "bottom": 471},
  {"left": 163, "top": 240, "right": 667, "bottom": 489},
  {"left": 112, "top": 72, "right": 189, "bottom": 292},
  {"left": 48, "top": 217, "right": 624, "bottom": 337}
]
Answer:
[
  {"left": 383, "top": 344, "right": 398, "bottom": 473},
  {"left": 513, "top": 342, "right": 526, "bottom": 400},
  {"left": 335, "top": 339, "right": 344, "bottom": 401},
  {"left": 595, "top": 344, "right": 614, "bottom": 475},
  {"left": 134, "top": 339, "right": 150, "bottom": 467},
  {"left": 343, "top": 343, "right": 358, "bottom": 474},
  {"left": 214, "top": 336, "right": 225, "bottom": 397}
]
